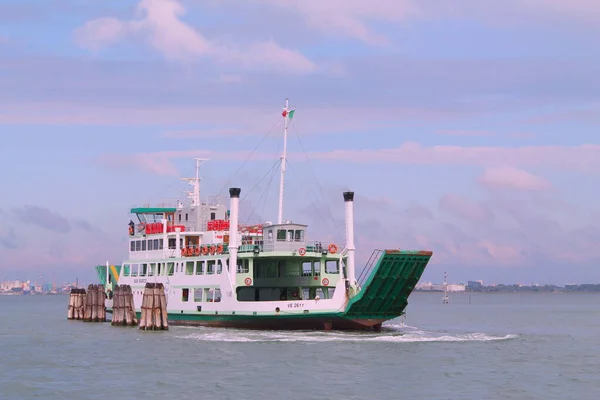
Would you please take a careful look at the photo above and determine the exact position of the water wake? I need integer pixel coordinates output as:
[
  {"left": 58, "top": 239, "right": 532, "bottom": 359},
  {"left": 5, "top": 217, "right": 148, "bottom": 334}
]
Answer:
[{"left": 175, "top": 323, "right": 517, "bottom": 344}]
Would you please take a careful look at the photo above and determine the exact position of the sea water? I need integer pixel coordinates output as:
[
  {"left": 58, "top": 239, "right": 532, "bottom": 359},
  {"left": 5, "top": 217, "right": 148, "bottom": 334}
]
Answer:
[{"left": 1, "top": 292, "right": 599, "bottom": 400}]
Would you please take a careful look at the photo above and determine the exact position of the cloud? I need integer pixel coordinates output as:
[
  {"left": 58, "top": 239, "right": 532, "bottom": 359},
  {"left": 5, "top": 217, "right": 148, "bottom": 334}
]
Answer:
[
  {"left": 0, "top": 227, "right": 18, "bottom": 249},
  {"left": 74, "top": 0, "right": 315, "bottom": 74},
  {"left": 435, "top": 130, "right": 491, "bottom": 137},
  {"left": 305, "top": 142, "right": 600, "bottom": 173},
  {"left": 96, "top": 141, "right": 600, "bottom": 178},
  {"left": 10, "top": 205, "right": 97, "bottom": 234},
  {"left": 439, "top": 194, "right": 494, "bottom": 223},
  {"left": 256, "top": 0, "right": 416, "bottom": 46},
  {"left": 478, "top": 166, "right": 551, "bottom": 191}
]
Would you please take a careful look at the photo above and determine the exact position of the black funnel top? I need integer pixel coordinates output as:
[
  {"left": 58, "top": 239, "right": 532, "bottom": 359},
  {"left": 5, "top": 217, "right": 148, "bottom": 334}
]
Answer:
[
  {"left": 343, "top": 191, "right": 354, "bottom": 202},
  {"left": 229, "top": 188, "right": 241, "bottom": 198}
]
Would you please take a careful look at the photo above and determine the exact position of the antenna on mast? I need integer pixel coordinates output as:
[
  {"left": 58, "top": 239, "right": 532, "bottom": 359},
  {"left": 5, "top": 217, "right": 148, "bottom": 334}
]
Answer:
[{"left": 278, "top": 98, "right": 294, "bottom": 225}]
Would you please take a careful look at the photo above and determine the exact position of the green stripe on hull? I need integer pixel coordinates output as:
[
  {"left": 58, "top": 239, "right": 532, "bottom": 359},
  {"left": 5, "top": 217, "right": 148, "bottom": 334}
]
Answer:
[{"left": 107, "top": 310, "right": 385, "bottom": 330}]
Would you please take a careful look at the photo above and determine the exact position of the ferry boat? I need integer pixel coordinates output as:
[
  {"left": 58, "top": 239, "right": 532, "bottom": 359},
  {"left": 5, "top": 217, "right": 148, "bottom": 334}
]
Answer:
[{"left": 95, "top": 99, "right": 433, "bottom": 331}]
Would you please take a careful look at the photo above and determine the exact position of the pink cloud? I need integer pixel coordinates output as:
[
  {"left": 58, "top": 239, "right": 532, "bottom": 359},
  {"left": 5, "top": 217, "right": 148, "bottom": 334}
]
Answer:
[
  {"left": 258, "top": 0, "right": 417, "bottom": 46},
  {"left": 478, "top": 166, "right": 551, "bottom": 191},
  {"left": 305, "top": 142, "right": 600, "bottom": 173},
  {"left": 74, "top": 0, "right": 315, "bottom": 74},
  {"left": 439, "top": 194, "right": 494, "bottom": 223},
  {"left": 435, "top": 129, "right": 491, "bottom": 136}
]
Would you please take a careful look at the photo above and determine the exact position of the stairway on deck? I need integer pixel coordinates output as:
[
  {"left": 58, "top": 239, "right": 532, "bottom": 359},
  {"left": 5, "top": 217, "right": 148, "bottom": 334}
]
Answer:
[{"left": 344, "top": 250, "right": 433, "bottom": 318}]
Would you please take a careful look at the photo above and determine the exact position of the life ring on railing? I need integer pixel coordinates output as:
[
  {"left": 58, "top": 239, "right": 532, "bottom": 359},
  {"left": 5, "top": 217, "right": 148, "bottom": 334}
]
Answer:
[
  {"left": 187, "top": 247, "right": 194, "bottom": 257},
  {"left": 128, "top": 226, "right": 134, "bottom": 236},
  {"left": 328, "top": 243, "right": 338, "bottom": 254},
  {"left": 298, "top": 247, "right": 306, "bottom": 256},
  {"left": 210, "top": 245, "right": 216, "bottom": 255},
  {"left": 180, "top": 248, "right": 186, "bottom": 257},
  {"left": 217, "top": 244, "right": 223, "bottom": 254},
  {"left": 138, "top": 222, "right": 146, "bottom": 232},
  {"left": 195, "top": 247, "right": 201, "bottom": 256},
  {"left": 201, "top": 246, "right": 208, "bottom": 256},
  {"left": 244, "top": 277, "right": 252, "bottom": 286}
]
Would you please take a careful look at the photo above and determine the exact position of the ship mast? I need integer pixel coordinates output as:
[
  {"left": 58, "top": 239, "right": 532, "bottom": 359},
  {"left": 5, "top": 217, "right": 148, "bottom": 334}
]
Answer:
[
  {"left": 181, "top": 158, "right": 208, "bottom": 231},
  {"left": 278, "top": 98, "right": 291, "bottom": 225}
]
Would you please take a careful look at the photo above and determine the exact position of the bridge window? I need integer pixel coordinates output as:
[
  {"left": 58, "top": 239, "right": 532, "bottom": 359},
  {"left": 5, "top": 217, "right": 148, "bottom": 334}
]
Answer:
[
  {"left": 142, "top": 240, "right": 147, "bottom": 251},
  {"left": 135, "top": 241, "right": 141, "bottom": 251},
  {"left": 148, "top": 240, "right": 154, "bottom": 251},
  {"left": 276, "top": 229, "right": 286, "bottom": 241},
  {"left": 211, "top": 212, "right": 216, "bottom": 220},
  {"left": 130, "top": 241, "right": 135, "bottom": 251},
  {"left": 236, "top": 259, "right": 249, "bottom": 273},
  {"left": 294, "top": 230, "right": 304, "bottom": 241},
  {"left": 326, "top": 260, "right": 338, "bottom": 274}
]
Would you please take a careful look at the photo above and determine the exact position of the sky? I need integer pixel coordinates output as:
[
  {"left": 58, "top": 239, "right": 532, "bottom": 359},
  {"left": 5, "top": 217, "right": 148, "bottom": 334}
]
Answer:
[{"left": 1, "top": 0, "right": 599, "bottom": 286}]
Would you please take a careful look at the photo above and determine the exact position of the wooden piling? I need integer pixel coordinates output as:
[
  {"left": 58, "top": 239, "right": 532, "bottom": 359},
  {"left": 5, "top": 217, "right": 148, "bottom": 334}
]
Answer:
[
  {"left": 139, "top": 283, "right": 168, "bottom": 331},
  {"left": 67, "top": 288, "right": 86, "bottom": 320},
  {"left": 111, "top": 284, "right": 138, "bottom": 326}
]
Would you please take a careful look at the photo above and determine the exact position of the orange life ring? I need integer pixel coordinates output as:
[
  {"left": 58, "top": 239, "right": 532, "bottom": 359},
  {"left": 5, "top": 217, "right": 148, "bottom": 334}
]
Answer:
[
  {"left": 195, "top": 247, "right": 201, "bottom": 256},
  {"left": 210, "top": 245, "right": 216, "bottom": 255},
  {"left": 201, "top": 246, "right": 208, "bottom": 255},
  {"left": 138, "top": 222, "right": 146, "bottom": 232},
  {"left": 187, "top": 247, "right": 194, "bottom": 256},
  {"left": 322, "top": 278, "right": 330, "bottom": 286},
  {"left": 217, "top": 244, "right": 223, "bottom": 254},
  {"left": 180, "top": 248, "right": 186, "bottom": 257},
  {"left": 328, "top": 243, "right": 338, "bottom": 254},
  {"left": 244, "top": 277, "right": 252, "bottom": 286},
  {"left": 128, "top": 226, "right": 134, "bottom": 235},
  {"left": 298, "top": 247, "right": 306, "bottom": 256}
]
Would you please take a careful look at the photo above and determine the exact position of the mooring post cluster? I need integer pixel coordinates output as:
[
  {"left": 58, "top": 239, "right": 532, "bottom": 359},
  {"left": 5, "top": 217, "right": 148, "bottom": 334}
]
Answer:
[
  {"left": 67, "top": 282, "right": 168, "bottom": 330},
  {"left": 139, "top": 283, "right": 169, "bottom": 331},
  {"left": 67, "top": 284, "right": 106, "bottom": 322},
  {"left": 111, "top": 284, "right": 138, "bottom": 326}
]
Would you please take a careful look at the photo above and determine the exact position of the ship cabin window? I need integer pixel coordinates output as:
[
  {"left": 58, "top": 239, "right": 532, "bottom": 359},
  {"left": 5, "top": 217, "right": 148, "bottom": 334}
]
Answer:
[
  {"left": 294, "top": 230, "right": 304, "bottom": 241},
  {"left": 130, "top": 241, "right": 135, "bottom": 251},
  {"left": 236, "top": 259, "right": 249, "bottom": 273},
  {"left": 123, "top": 264, "right": 130, "bottom": 277},
  {"left": 178, "top": 214, "right": 181, "bottom": 222},
  {"left": 142, "top": 240, "right": 147, "bottom": 251},
  {"left": 326, "top": 260, "right": 339, "bottom": 274},
  {"left": 214, "top": 289, "right": 221, "bottom": 302},
  {"left": 185, "top": 213, "right": 188, "bottom": 221},
  {"left": 276, "top": 229, "right": 286, "bottom": 241},
  {"left": 217, "top": 260, "right": 223, "bottom": 274},
  {"left": 206, "top": 260, "right": 216, "bottom": 275},
  {"left": 148, "top": 240, "right": 153, "bottom": 251},
  {"left": 210, "top": 212, "right": 216, "bottom": 220},
  {"left": 196, "top": 260, "right": 204, "bottom": 275},
  {"left": 267, "top": 229, "right": 273, "bottom": 240},
  {"left": 185, "top": 261, "right": 194, "bottom": 275},
  {"left": 302, "top": 262, "right": 312, "bottom": 276},
  {"left": 140, "top": 263, "right": 147, "bottom": 276},
  {"left": 182, "top": 288, "right": 189, "bottom": 302},
  {"left": 168, "top": 238, "right": 176, "bottom": 249},
  {"left": 135, "top": 241, "right": 141, "bottom": 251},
  {"left": 194, "top": 289, "right": 203, "bottom": 302},
  {"left": 130, "top": 263, "right": 138, "bottom": 277},
  {"left": 167, "top": 262, "right": 174, "bottom": 276}
]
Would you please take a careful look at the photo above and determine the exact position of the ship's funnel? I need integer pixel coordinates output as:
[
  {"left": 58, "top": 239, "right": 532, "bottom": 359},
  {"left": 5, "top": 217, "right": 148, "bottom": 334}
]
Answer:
[
  {"left": 228, "top": 188, "right": 241, "bottom": 286},
  {"left": 343, "top": 191, "right": 356, "bottom": 285}
]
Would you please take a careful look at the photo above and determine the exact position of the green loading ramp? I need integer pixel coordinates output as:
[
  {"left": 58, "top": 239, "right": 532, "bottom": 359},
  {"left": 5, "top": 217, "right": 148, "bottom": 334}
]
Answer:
[{"left": 343, "top": 250, "right": 433, "bottom": 319}]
